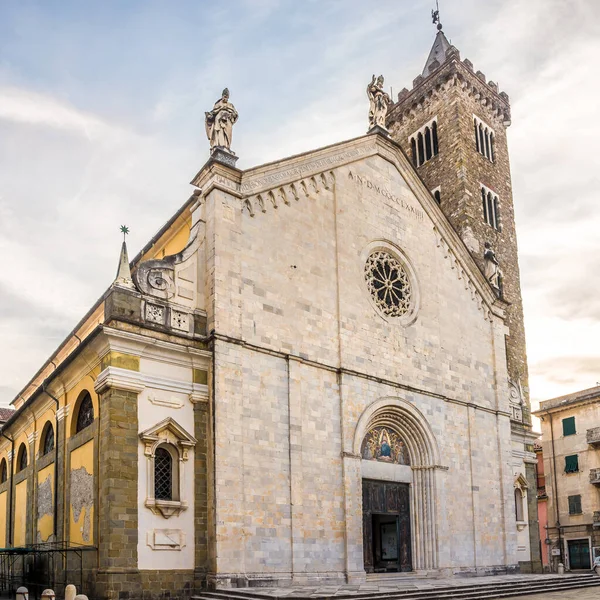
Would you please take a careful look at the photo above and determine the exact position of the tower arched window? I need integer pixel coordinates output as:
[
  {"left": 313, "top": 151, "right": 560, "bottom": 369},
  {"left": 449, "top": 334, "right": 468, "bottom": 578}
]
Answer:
[
  {"left": 409, "top": 117, "right": 439, "bottom": 167},
  {"left": 75, "top": 391, "right": 94, "bottom": 434},
  {"left": 410, "top": 138, "right": 417, "bottom": 167},
  {"left": 481, "top": 184, "right": 501, "bottom": 231},
  {"left": 417, "top": 132, "right": 425, "bottom": 166},
  {"left": 16, "top": 443, "right": 27, "bottom": 473},
  {"left": 474, "top": 116, "right": 495, "bottom": 162},
  {"left": 424, "top": 126, "right": 432, "bottom": 161},
  {"left": 40, "top": 422, "right": 55, "bottom": 456},
  {"left": 0, "top": 459, "right": 7, "bottom": 483}
]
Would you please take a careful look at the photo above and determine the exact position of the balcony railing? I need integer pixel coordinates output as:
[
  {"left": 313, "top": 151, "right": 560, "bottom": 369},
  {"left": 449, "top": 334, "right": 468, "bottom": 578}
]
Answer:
[
  {"left": 590, "top": 468, "right": 600, "bottom": 486},
  {"left": 587, "top": 427, "right": 600, "bottom": 447}
]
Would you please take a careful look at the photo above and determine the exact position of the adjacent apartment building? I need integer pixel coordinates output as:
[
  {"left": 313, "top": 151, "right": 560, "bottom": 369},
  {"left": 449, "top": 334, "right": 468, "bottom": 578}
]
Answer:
[{"left": 533, "top": 386, "right": 600, "bottom": 571}]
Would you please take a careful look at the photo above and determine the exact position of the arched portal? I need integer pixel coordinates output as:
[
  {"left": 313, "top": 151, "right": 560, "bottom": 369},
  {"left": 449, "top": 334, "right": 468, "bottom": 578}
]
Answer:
[{"left": 353, "top": 398, "right": 441, "bottom": 573}]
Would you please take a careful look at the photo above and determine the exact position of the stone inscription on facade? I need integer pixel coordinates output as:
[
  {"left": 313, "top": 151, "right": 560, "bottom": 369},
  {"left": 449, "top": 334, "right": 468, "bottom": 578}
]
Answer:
[
  {"left": 348, "top": 171, "right": 425, "bottom": 221},
  {"left": 241, "top": 146, "right": 371, "bottom": 193}
]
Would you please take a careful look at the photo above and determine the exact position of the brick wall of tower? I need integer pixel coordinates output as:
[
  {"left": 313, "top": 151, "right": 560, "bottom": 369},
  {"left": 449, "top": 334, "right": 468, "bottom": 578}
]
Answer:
[{"left": 387, "top": 52, "right": 531, "bottom": 424}]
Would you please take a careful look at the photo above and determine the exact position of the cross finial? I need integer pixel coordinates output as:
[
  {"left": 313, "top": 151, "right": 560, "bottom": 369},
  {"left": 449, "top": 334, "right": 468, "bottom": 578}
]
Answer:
[
  {"left": 431, "top": 1, "right": 443, "bottom": 31},
  {"left": 120, "top": 225, "right": 130, "bottom": 241}
]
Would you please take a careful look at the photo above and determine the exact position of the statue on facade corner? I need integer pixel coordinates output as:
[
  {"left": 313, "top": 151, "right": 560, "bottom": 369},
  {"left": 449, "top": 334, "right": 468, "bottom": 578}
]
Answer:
[
  {"left": 205, "top": 88, "right": 238, "bottom": 153},
  {"left": 484, "top": 242, "right": 503, "bottom": 297},
  {"left": 367, "top": 74, "right": 391, "bottom": 130}
]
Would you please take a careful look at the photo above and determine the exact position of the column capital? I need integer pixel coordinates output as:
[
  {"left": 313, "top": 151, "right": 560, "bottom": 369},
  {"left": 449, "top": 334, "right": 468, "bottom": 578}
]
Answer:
[{"left": 94, "top": 367, "right": 145, "bottom": 395}]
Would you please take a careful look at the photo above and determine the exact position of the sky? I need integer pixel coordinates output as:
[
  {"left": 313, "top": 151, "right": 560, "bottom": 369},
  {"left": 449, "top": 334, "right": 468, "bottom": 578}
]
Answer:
[{"left": 0, "top": 0, "right": 599, "bottom": 421}]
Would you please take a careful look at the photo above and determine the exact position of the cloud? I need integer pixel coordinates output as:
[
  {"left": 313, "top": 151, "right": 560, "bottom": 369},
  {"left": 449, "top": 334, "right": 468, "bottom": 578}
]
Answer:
[{"left": 0, "top": 86, "right": 128, "bottom": 141}]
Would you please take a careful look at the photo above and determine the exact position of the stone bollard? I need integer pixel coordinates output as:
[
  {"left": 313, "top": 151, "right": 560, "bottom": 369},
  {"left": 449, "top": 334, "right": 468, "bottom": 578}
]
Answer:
[
  {"left": 65, "top": 584, "right": 77, "bottom": 600},
  {"left": 41, "top": 591, "right": 56, "bottom": 600},
  {"left": 557, "top": 562, "right": 565, "bottom": 575},
  {"left": 16, "top": 587, "right": 28, "bottom": 600},
  {"left": 74, "top": 595, "right": 89, "bottom": 600}
]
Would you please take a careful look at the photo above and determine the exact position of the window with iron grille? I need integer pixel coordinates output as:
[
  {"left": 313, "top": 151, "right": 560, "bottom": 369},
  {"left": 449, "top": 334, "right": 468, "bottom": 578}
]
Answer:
[
  {"left": 154, "top": 446, "right": 173, "bottom": 501},
  {"left": 41, "top": 423, "right": 55, "bottom": 456},
  {"left": 568, "top": 494, "right": 582, "bottom": 515},
  {"left": 76, "top": 392, "right": 94, "bottom": 433},
  {"left": 565, "top": 454, "right": 579, "bottom": 474},
  {"left": 562, "top": 416, "right": 576, "bottom": 437}
]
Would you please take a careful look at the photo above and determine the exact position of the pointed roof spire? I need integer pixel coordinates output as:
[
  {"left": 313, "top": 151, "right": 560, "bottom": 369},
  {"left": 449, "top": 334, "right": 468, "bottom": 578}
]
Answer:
[
  {"left": 113, "top": 225, "right": 136, "bottom": 290},
  {"left": 422, "top": 30, "right": 451, "bottom": 77}
]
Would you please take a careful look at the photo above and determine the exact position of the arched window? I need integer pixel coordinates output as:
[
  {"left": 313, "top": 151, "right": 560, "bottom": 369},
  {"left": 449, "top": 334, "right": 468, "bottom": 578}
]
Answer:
[
  {"left": 410, "top": 118, "right": 439, "bottom": 168},
  {"left": 484, "top": 130, "right": 491, "bottom": 158},
  {"left": 433, "top": 189, "right": 441, "bottom": 205},
  {"left": 490, "top": 133, "right": 495, "bottom": 162},
  {"left": 417, "top": 132, "right": 425, "bottom": 166},
  {"left": 424, "top": 126, "right": 432, "bottom": 161},
  {"left": 16, "top": 443, "right": 27, "bottom": 472},
  {"left": 40, "top": 422, "right": 55, "bottom": 456},
  {"left": 481, "top": 187, "right": 488, "bottom": 222},
  {"left": 479, "top": 123, "right": 485, "bottom": 155},
  {"left": 515, "top": 488, "right": 524, "bottom": 521},
  {"left": 474, "top": 119, "right": 480, "bottom": 152},
  {"left": 154, "top": 446, "right": 174, "bottom": 501},
  {"left": 75, "top": 392, "right": 94, "bottom": 434},
  {"left": 410, "top": 138, "right": 417, "bottom": 167},
  {"left": 0, "top": 459, "right": 7, "bottom": 483}
]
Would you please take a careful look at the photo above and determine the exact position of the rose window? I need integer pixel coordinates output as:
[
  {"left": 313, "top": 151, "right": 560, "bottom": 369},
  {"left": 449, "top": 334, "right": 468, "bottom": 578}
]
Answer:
[{"left": 364, "top": 251, "right": 413, "bottom": 317}]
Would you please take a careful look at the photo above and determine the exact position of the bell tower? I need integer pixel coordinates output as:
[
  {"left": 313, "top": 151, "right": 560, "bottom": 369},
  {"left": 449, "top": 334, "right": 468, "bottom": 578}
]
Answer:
[{"left": 386, "top": 19, "right": 542, "bottom": 572}]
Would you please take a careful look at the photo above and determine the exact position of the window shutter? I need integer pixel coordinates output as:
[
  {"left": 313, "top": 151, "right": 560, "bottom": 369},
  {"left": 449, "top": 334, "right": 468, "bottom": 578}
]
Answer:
[
  {"left": 562, "top": 416, "right": 576, "bottom": 436},
  {"left": 568, "top": 495, "right": 582, "bottom": 515},
  {"left": 565, "top": 454, "right": 579, "bottom": 473}
]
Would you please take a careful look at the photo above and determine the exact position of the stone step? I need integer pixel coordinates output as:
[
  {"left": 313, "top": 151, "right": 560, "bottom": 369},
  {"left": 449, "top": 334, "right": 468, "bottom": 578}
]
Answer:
[{"left": 192, "top": 575, "right": 600, "bottom": 600}]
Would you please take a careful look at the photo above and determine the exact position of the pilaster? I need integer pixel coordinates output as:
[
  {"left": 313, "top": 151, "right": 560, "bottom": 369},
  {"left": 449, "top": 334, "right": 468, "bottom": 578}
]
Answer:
[{"left": 95, "top": 377, "right": 141, "bottom": 600}]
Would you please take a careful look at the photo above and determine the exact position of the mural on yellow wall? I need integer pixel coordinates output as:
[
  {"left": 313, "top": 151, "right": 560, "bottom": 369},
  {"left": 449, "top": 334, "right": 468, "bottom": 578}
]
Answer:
[
  {"left": 0, "top": 491, "right": 6, "bottom": 548},
  {"left": 37, "top": 465, "right": 54, "bottom": 543},
  {"left": 14, "top": 481, "right": 27, "bottom": 547},
  {"left": 69, "top": 440, "right": 94, "bottom": 545}
]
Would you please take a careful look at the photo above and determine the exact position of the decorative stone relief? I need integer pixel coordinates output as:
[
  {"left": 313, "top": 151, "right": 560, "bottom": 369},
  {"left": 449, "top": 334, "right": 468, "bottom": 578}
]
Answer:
[
  {"left": 242, "top": 171, "right": 335, "bottom": 217},
  {"left": 509, "top": 379, "right": 524, "bottom": 422},
  {"left": 148, "top": 394, "right": 184, "bottom": 409},
  {"left": 170, "top": 310, "right": 189, "bottom": 332},
  {"left": 145, "top": 303, "right": 166, "bottom": 325},
  {"left": 134, "top": 260, "right": 176, "bottom": 300},
  {"left": 146, "top": 528, "right": 186, "bottom": 551}
]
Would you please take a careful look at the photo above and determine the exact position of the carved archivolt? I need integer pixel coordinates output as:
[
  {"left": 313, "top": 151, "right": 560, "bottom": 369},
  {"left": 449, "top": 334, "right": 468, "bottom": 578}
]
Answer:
[{"left": 241, "top": 171, "right": 335, "bottom": 217}]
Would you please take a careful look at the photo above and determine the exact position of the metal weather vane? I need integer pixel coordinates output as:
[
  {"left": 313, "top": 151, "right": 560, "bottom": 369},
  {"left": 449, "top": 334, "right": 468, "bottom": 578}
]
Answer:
[
  {"left": 431, "top": 0, "right": 443, "bottom": 31},
  {"left": 120, "top": 225, "right": 130, "bottom": 241}
]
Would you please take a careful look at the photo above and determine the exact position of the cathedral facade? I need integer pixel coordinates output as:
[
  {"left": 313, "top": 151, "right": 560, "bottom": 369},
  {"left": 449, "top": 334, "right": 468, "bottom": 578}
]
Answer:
[{"left": 0, "top": 31, "right": 540, "bottom": 600}]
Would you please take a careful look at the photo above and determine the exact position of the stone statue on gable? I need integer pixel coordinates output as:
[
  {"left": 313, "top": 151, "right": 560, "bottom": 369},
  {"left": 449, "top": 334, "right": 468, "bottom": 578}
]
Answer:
[
  {"left": 484, "top": 242, "right": 503, "bottom": 297},
  {"left": 367, "top": 74, "right": 391, "bottom": 131},
  {"left": 205, "top": 88, "right": 238, "bottom": 154}
]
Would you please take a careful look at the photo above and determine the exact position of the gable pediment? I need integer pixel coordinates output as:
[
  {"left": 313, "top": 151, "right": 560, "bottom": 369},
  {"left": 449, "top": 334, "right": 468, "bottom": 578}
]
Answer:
[{"left": 218, "top": 132, "right": 504, "bottom": 321}]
